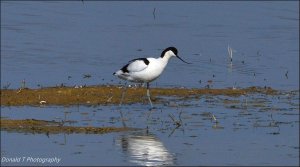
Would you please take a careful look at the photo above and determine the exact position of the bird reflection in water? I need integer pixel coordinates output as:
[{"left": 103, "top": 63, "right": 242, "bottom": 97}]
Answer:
[{"left": 116, "top": 132, "right": 175, "bottom": 166}]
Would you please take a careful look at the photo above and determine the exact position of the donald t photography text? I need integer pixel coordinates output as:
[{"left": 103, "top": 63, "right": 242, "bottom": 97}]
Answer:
[{"left": 1, "top": 156, "right": 61, "bottom": 165}]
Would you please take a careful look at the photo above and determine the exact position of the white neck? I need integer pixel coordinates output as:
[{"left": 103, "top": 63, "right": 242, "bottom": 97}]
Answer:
[{"left": 161, "top": 51, "right": 174, "bottom": 62}]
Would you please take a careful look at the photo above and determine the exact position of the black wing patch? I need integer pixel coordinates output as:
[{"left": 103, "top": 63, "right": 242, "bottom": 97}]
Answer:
[
  {"left": 121, "top": 64, "right": 130, "bottom": 73},
  {"left": 121, "top": 58, "right": 149, "bottom": 73}
]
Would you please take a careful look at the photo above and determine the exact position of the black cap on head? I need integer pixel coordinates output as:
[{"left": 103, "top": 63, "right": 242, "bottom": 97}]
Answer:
[{"left": 161, "top": 47, "right": 178, "bottom": 58}]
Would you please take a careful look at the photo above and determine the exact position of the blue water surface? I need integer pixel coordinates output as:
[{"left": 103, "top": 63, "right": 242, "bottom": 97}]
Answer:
[{"left": 1, "top": 1, "right": 299, "bottom": 90}]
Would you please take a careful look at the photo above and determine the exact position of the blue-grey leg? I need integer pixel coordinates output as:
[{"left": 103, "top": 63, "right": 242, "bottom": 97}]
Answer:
[
  {"left": 119, "top": 108, "right": 127, "bottom": 127},
  {"left": 119, "top": 82, "right": 128, "bottom": 106},
  {"left": 118, "top": 82, "right": 127, "bottom": 127},
  {"left": 146, "top": 82, "right": 153, "bottom": 108}
]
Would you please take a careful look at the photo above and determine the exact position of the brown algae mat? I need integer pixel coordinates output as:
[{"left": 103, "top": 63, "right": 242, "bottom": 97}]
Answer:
[
  {"left": 1, "top": 119, "right": 133, "bottom": 134},
  {"left": 0, "top": 85, "right": 277, "bottom": 106}
]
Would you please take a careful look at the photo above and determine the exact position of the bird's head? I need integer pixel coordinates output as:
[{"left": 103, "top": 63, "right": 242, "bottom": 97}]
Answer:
[{"left": 161, "top": 47, "right": 191, "bottom": 64}]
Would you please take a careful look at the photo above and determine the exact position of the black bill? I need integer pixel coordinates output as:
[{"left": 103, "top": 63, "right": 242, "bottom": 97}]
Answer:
[{"left": 177, "top": 55, "right": 192, "bottom": 64}]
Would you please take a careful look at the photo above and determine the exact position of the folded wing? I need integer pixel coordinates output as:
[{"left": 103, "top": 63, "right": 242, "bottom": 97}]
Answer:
[{"left": 122, "top": 58, "right": 149, "bottom": 73}]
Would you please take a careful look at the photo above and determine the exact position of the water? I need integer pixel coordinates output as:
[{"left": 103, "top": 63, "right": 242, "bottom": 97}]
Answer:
[
  {"left": 1, "top": 1, "right": 299, "bottom": 89},
  {"left": 1, "top": 92, "right": 299, "bottom": 166},
  {"left": 1, "top": 1, "right": 299, "bottom": 166}
]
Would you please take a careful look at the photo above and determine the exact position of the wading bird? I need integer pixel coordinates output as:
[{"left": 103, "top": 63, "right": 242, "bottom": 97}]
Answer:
[{"left": 113, "top": 47, "right": 191, "bottom": 108}]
